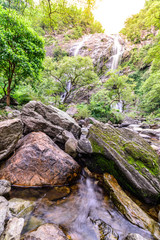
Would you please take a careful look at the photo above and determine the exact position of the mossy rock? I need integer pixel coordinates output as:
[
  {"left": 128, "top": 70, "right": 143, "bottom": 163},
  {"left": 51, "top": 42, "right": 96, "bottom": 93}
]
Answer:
[{"left": 88, "top": 122, "right": 160, "bottom": 204}]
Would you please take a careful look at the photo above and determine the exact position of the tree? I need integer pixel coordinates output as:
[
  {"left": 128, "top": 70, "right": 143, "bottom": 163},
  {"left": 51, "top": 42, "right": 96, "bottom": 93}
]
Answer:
[
  {"left": 0, "top": 6, "right": 45, "bottom": 105},
  {"left": 104, "top": 70, "right": 135, "bottom": 110},
  {"left": 140, "top": 70, "right": 160, "bottom": 113},
  {"left": 43, "top": 56, "right": 99, "bottom": 103},
  {"left": 0, "top": 0, "right": 33, "bottom": 14}
]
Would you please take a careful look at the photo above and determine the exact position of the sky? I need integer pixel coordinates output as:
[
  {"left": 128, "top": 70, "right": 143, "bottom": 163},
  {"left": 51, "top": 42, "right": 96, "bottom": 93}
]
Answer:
[{"left": 93, "top": 0, "right": 146, "bottom": 34}]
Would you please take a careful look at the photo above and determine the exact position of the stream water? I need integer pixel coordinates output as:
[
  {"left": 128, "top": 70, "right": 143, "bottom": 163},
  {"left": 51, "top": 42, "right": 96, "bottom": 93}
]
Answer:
[{"left": 9, "top": 173, "right": 153, "bottom": 240}]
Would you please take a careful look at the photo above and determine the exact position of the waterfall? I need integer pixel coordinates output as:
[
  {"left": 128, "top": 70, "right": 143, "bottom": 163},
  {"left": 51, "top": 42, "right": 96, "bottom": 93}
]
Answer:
[
  {"left": 74, "top": 35, "right": 91, "bottom": 57},
  {"left": 61, "top": 35, "right": 91, "bottom": 102},
  {"left": 111, "top": 34, "right": 124, "bottom": 70},
  {"left": 110, "top": 35, "right": 124, "bottom": 112}
]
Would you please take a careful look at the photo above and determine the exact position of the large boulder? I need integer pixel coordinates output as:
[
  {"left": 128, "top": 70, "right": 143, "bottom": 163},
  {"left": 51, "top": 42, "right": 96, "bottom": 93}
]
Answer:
[
  {"left": 23, "top": 223, "right": 67, "bottom": 240},
  {"left": 0, "top": 132, "right": 80, "bottom": 187},
  {"left": 0, "top": 119, "right": 23, "bottom": 161},
  {"left": 104, "top": 174, "right": 160, "bottom": 239},
  {"left": 21, "top": 101, "right": 81, "bottom": 142},
  {"left": 87, "top": 122, "right": 160, "bottom": 204}
]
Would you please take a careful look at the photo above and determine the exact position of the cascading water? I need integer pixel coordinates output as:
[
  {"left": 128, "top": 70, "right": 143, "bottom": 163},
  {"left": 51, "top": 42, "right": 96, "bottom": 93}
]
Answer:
[
  {"left": 110, "top": 34, "right": 124, "bottom": 112},
  {"left": 111, "top": 34, "right": 124, "bottom": 70},
  {"left": 61, "top": 35, "right": 91, "bottom": 102}
]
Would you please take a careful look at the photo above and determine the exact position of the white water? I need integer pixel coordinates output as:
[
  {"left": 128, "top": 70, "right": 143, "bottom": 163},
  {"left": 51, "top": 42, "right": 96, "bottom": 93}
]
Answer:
[
  {"left": 61, "top": 35, "right": 91, "bottom": 102},
  {"left": 110, "top": 35, "right": 124, "bottom": 112},
  {"left": 23, "top": 174, "right": 153, "bottom": 240},
  {"left": 74, "top": 35, "right": 91, "bottom": 57},
  {"left": 111, "top": 34, "right": 124, "bottom": 70}
]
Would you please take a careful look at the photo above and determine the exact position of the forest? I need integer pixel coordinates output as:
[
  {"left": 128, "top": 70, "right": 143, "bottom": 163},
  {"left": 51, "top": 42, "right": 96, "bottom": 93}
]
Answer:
[
  {"left": 1, "top": 1, "right": 160, "bottom": 240},
  {"left": 0, "top": 0, "right": 160, "bottom": 122}
]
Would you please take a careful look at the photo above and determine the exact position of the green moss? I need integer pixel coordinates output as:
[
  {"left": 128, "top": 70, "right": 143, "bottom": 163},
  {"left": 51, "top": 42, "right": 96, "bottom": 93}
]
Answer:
[
  {"left": 124, "top": 142, "right": 159, "bottom": 176},
  {"left": 89, "top": 124, "right": 160, "bottom": 178}
]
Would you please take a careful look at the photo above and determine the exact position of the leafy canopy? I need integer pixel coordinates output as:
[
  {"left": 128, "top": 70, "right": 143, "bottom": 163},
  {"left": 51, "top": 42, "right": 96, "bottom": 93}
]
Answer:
[
  {"left": 43, "top": 56, "right": 99, "bottom": 103},
  {"left": 0, "top": 6, "right": 45, "bottom": 105}
]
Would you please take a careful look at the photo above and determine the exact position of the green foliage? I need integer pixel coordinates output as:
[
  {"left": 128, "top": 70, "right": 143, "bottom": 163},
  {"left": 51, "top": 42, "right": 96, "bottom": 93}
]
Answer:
[
  {"left": 52, "top": 46, "right": 69, "bottom": 62},
  {"left": 89, "top": 89, "right": 124, "bottom": 123},
  {"left": 23, "top": 0, "right": 104, "bottom": 36},
  {"left": 12, "top": 84, "right": 39, "bottom": 105},
  {"left": 0, "top": 0, "right": 33, "bottom": 14},
  {"left": 0, "top": 6, "right": 45, "bottom": 105},
  {"left": 75, "top": 103, "right": 91, "bottom": 119},
  {"left": 43, "top": 56, "right": 99, "bottom": 104},
  {"left": 140, "top": 70, "right": 160, "bottom": 113},
  {"left": 105, "top": 69, "right": 135, "bottom": 109},
  {"left": 121, "top": 0, "right": 160, "bottom": 43}
]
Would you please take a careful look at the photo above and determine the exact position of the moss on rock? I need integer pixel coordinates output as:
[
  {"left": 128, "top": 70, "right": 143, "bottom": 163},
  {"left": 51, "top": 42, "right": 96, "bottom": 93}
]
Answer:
[{"left": 88, "top": 122, "right": 160, "bottom": 204}]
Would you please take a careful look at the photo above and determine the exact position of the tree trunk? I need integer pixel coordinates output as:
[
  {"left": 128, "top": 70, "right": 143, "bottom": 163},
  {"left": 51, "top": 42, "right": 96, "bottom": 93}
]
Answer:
[{"left": 6, "top": 79, "right": 11, "bottom": 106}]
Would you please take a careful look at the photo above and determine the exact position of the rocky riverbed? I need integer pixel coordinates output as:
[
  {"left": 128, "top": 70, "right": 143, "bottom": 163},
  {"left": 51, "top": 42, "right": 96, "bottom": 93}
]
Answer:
[{"left": 0, "top": 101, "right": 160, "bottom": 240}]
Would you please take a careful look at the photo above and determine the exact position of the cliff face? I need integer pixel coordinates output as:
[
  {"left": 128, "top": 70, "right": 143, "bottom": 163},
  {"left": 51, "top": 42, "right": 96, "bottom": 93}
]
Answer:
[{"left": 45, "top": 33, "right": 115, "bottom": 76}]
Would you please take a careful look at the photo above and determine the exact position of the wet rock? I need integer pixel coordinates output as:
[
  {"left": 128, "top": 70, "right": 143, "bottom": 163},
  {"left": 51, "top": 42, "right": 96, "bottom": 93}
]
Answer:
[
  {"left": 23, "top": 223, "right": 67, "bottom": 240},
  {"left": 0, "top": 196, "right": 9, "bottom": 235},
  {"left": 139, "top": 122, "right": 150, "bottom": 129},
  {"left": 77, "top": 138, "right": 93, "bottom": 154},
  {"left": 65, "top": 138, "right": 78, "bottom": 158},
  {"left": 0, "top": 180, "right": 11, "bottom": 195},
  {"left": 0, "top": 132, "right": 80, "bottom": 187},
  {"left": 0, "top": 118, "right": 23, "bottom": 161},
  {"left": 24, "top": 216, "right": 44, "bottom": 233},
  {"left": 124, "top": 233, "right": 147, "bottom": 240},
  {"left": 93, "top": 219, "right": 118, "bottom": 240},
  {"left": 21, "top": 101, "right": 80, "bottom": 142},
  {"left": 88, "top": 122, "right": 160, "bottom": 204},
  {"left": 9, "top": 198, "right": 35, "bottom": 218},
  {"left": 104, "top": 173, "right": 160, "bottom": 239},
  {"left": 0, "top": 217, "right": 24, "bottom": 240}
]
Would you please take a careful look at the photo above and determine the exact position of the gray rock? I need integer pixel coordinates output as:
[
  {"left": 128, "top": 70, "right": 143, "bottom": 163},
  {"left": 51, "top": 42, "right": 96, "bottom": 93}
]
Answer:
[
  {"left": 124, "top": 233, "right": 147, "bottom": 240},
  {"left": 88, "top": 122, "right": 160, "bottom": 204},
  {"left": 81, "top": 127, "right": 88, "bottom": 136},
  {"left": 77, "top": 138, "right": 93, "bottom": 154},
  {"left": 21, "top": 101, "right": 80, "bottom": 142},
  {"left": 93, "top": 219, "right": 119, "bottom": 240},
  {"left": 62, "top": 130, "right": 76, "bottom": 142},
  {"left": 0, "top": 196, "right": 9, "bottom": 235},
  {"left": 0, "top": 119, "right": 23, "bottom": 161},
  {"left": 0, "top": 180, "right": 11, "bottom": 195},
  {"left": 23, "top": 223, "right": 67, "bottom": 240},
  {"left": 9, "top": 198, "right": 35, "bottom": 218},
  {"left": 0, "top": 217, "right": 24, "bottom": 240},
  {"left": 65, "top": 138, "right": 78, "bottom": 157}
]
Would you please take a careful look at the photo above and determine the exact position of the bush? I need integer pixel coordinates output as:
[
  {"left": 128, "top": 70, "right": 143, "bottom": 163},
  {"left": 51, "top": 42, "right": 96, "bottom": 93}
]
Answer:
[
  {"left": 75, "top": 104, "right": 91, "bottom": 120},
  {"left": 12, "top": 85, "right": 39, "bottom": 105}
]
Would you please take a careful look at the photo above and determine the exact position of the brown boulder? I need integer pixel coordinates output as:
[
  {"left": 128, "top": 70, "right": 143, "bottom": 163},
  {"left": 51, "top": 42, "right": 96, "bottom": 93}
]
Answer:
[{"left": 0, "top": 132, "right": 80, "bottom": 187}]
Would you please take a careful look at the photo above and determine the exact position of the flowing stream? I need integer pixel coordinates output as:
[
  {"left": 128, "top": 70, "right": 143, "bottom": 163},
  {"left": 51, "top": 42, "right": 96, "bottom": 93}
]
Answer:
[{"left": 9, "top": 173, "right": 153, "bottom": 240}]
